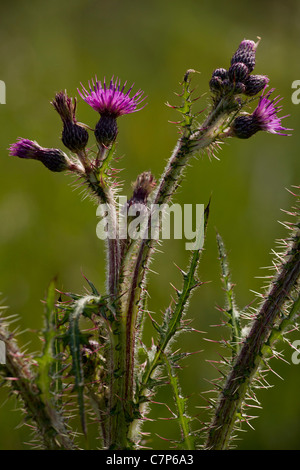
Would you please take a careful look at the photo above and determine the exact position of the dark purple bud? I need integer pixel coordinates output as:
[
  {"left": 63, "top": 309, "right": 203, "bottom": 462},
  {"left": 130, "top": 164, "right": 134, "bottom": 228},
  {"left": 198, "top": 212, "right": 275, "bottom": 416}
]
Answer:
[
  {"left": 221, "top": 79, "right": 234, "bottom": 92},
  {"left": 36, "top": 148, "right": 71, "bottom": 172},
  {"left": 230, "top": 115, "right": 259, "bottom": 139},
  {"left": 243, "top": 75, "right": 270, "bottom": 96},
  {"left": 209, "top": 76, "right": 222, "bottom": 92},
  {"left": 212, "top": 68, "right": 228, "bottom": 80},
  {"left": 228, "top": 62, "right": 249, "bottom": 83},
  {"left": 95, "top": 114, "right": 118, "bottom": 147},
  {"left": 234, "top": 82, "right": 246, "bottom": 94},
  {"left": 52, "top": 91, "right": 89, "bottom": 152},
  {"left": 231, "top": 39, "right": 258, "bottom": 73},
  {"left": 61, "top": 122, "right": 89, "bottom": 153}
]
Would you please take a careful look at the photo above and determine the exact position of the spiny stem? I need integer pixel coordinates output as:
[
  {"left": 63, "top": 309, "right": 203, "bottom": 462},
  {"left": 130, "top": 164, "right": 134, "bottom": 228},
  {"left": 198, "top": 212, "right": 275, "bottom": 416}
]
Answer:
[
  {"left": 0, "top": 323, "right": 76, "bottom": 450},
  {"left": 216, "top": 232, "right": 241, "bottom": 358},
  {"left": 205, "top": 222, "right": 300, "bottom": 450},
  {"left": 87, "top": 171, "right": 120, "bottom": 298}
]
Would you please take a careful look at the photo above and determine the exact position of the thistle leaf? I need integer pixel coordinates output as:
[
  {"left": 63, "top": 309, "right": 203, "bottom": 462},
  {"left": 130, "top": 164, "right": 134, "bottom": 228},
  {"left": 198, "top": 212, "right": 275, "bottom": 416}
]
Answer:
[
  {"left": 66, "top": 294, "right": 101, "bottom": 436},
  {"left": 163, "top": 354, "right": 195, "bottom": 450},
  {"left": 36, "top": 280, "right": 58, "bottom": 404}
]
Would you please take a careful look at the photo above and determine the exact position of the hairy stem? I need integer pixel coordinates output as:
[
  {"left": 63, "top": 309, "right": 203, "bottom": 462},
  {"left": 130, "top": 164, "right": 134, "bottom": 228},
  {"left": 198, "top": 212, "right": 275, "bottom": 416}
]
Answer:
[
  {"left": 0, "top": 324, "right": 76, "bottom": 449},
  {"left": 87, "top": 172, "right": 120, "bottom": 297},
  {"left": 205, "top": 222, "right": 300, "bottom": 450}
]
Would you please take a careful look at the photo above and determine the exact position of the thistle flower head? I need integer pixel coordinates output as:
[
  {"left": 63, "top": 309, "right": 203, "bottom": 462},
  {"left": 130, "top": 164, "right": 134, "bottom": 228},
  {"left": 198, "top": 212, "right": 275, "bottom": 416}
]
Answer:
[
  {"left": 78, "top": 76, "right": 146, "bottom": 117},
  {"left": 230, "top": 88, "right": 292, "bottom": 139},
  {"left": 9, "top": 138, "right": 72, "bottom": 172}
]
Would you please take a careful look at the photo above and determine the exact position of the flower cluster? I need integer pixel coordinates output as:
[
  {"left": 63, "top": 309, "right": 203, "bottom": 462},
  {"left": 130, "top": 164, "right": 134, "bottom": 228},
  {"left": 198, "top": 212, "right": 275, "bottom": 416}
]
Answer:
[
  {"left": 9, "top": 77, "right": 146, "bottom": 172},
  {"left": 209, "top": 39, "right": 269, "bottom": 98},
  {"left": 8, "top": 39, "right": 291, "bottom": 176},
  {"left": 207, "top": 38, "right": 291, "bottom": 140}
]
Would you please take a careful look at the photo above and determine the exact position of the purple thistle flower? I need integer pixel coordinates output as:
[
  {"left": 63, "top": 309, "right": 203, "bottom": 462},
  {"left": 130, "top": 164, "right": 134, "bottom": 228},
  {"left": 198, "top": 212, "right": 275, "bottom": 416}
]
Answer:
[
  {"left": 9, "top": 138, "right": 72, "bottom": 172},
  {"left": 252, "top": 88, "right": 291, "bottom": 135},
  {"left": 78, "top": 76, "right": 146, "bottom": 147},
  {"left": 78, "top": 76, "right": 146, "bottom": 117},
  {"left": 230, "top": 88, "right": 292, "bottom": 139},
  {"left": 9, "top": 138, "right": 41, "bottom": 159}
]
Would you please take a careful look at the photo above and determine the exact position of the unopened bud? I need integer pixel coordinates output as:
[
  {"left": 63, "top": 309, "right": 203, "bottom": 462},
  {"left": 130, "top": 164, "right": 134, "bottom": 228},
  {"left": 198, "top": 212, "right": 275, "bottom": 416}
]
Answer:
[
  {"left": 212, "top": 68, "right": 228, "bottom": 80},
  {"left": 243, "top": 75, "right": 269, "bottom": 96},
  {"left": 61, "top": 122, "right": 89, "bottom": 153},
  {"left": 209, "top": 76, "right": 222, "bottom": 93},
  {"left": 129, "top": 171, "right": 156, "bottom": 206},
  {"left": 231, "top": 39, "right": 258, "bottom": 73},
  {"left": 234, "top": 82, "right": 246, "bottom": 94},
  {"left": 228, "top": 62, "right": 249, "bottom": 83},
  {"left": 221, "top": 79, "right": 234, "bottom": 93}
]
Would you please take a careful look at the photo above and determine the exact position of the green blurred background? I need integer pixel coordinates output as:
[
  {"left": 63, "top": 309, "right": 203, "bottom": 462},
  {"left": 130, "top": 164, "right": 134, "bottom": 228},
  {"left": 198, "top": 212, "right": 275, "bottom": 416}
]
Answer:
[{"left": 0, "top": 0, "right": 300, "bottom": 450}]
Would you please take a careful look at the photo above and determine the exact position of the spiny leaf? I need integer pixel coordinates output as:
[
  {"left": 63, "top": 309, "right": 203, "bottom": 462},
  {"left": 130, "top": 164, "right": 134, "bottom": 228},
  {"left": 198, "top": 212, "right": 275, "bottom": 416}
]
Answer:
[
  {"left": 163, "top": 354, "right": 195, "bottom": 450},
  {"left": 66, "top": 294, "right": 101, "bottom": 436},
  {"left": 168, "top": 69, "right": 200, "bottom": 136},
  {"left": 36, "top": 280, "right": 58, "bottom": 404},
  {"left": 83, "top": 275, "right": 100, "bottom": 296}
]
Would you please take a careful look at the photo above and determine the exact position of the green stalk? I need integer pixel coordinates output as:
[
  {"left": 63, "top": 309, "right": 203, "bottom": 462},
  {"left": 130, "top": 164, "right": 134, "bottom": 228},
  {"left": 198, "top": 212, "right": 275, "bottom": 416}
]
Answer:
[
  {"left": 216, "top": 232, "right": 241, "bottom": 358},
  {"left": 164, "top": 354, "right": 195, "bottom": 450},
  {"left": 205, "top": 222, "right": 300, "bottom": 450}
]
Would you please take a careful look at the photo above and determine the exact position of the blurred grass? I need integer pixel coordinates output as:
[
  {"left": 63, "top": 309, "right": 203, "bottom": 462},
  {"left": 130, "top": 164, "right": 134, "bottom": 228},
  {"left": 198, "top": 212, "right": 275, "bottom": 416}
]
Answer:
[{"left": 0, "top": 0, "right": 300, "bottom": 450}]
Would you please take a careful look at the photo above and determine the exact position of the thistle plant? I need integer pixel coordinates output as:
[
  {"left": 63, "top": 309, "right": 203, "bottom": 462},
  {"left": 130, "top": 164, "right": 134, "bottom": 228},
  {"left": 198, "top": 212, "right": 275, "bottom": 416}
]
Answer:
[{"left": 1, "top": 38, "right": 298, "bottom": 451}]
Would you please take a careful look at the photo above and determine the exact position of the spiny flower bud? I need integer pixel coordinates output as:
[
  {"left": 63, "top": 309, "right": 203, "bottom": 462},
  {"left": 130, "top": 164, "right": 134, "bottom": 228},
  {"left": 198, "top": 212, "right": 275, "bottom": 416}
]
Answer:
[
  {"left": 243, "top": 75, "right": 270, "bottom": 96},
  {"left": 94, "top": 114, "right": 118, "bottom": 147},
  {"left": 228, "top": 62, "right": 249, "bottom": 83},
  {"left": 231, "top": 39, "right": 258, "bottom": 73},
  {"left": 212, "top": 68, "right": 228, "bottom": 80},
  {"left": 9, "top": 138, "right": 72, "bottom": 172},
  {"left": 234, "top": 82, "right": 246, "bottom": 94},
  {"left": 51, "top": 91, "right": 89, "bottom": 153},
  {"left": 230, "top": 114, "right": 259, "bottom": 139},
  {"left": 129, "top": 171, "right": 156, "bottom": 206},
  {"left": 221, "top": 79, "right": 234, "bottom": 93},
  {"left": 209, "top": 76, "right": 222, "bottom": 93}
]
